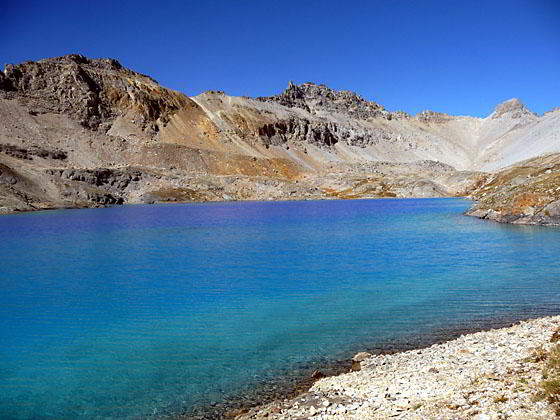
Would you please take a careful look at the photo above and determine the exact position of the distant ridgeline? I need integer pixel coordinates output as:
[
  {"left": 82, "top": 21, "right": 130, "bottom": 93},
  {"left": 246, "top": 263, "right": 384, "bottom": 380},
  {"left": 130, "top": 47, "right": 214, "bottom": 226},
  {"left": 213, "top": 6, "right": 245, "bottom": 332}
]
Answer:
[{"left": 0, "top": 54, "right": 559, "bottom": 224}]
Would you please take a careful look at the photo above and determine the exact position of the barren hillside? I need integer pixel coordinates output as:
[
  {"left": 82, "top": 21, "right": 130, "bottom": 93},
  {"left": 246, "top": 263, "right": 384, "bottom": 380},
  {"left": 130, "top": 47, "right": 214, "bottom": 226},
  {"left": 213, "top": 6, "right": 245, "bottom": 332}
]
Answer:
[{"left": 0, "top": 55, "right": 558, "bottom": 223}]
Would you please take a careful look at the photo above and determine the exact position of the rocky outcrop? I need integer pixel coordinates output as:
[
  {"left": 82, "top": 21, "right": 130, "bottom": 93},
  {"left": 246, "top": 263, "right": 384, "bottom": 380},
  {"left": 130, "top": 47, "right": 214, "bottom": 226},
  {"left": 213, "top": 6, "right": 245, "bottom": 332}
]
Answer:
[
  {"left": 257, "top": 118, "right": 338, "bottom": 147},
  {"left": 257, "top": 81, "right": 399, "bottom": 120},
  {"left": 46, "top": 168, "right": 142, "bottom": 189},
  {"left": 1, "top": 54, "right": 189, "bottom": 131},
  {"left": 0, "top": 163, "right": 19, "bottom": 186},
  {"left": 490, "top": 98, "right": 536, "bottom": 119},
  {"left": 0, "top": 70, "right": 11, "bottom": 91},
  {"left": 255, "top": 115, "right": 414, "bottom": 150},
  {"left": 257, "top": 81, "right": 312, "bottom": 112},
  {"left": 0, "top": 143, "right": 67, "bottom": 161},
  {"left": 416, "top": 110, "right": 451, "bottom": 123},
  {"left": 466, "top": 154, "right": 560, "bottom": 225}
]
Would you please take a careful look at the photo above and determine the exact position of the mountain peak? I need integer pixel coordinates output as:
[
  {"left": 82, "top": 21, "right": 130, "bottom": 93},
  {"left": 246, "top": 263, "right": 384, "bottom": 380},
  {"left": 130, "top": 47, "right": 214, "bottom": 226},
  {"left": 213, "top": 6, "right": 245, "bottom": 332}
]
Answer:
[
  {"left": 1, "top": 54, "right": 186, "bottom": 130},
  {"left": 257, "top": 82, "right": 394, "bottom": 120},
  {"left": 491, "top": 98, "right": 535, "bottom": 119}
]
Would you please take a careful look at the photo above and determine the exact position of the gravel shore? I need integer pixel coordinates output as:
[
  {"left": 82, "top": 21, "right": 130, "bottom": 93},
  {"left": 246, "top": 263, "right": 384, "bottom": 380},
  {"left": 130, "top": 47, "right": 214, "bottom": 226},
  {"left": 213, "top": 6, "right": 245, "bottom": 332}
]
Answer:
[{"left": 237, "top": 316, "right": 560, "bottom": 419}]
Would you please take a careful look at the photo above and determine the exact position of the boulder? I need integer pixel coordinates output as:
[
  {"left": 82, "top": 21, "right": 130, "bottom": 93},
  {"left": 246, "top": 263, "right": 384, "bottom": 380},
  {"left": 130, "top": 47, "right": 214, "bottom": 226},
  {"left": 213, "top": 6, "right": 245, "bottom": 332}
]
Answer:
[
  {"left": 351, "top": 351, "right": 372, "bottom": 371},
  {"left": 543, "top": 200, "right": 560, "bottom": 217}
]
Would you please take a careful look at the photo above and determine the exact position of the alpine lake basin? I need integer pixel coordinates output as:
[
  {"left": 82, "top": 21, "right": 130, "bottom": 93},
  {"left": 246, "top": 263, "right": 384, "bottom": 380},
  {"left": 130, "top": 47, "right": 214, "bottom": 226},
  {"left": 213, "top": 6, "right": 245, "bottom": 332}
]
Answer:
[{"left": 1, "top": 198, "right": 560, "bottom": 419}]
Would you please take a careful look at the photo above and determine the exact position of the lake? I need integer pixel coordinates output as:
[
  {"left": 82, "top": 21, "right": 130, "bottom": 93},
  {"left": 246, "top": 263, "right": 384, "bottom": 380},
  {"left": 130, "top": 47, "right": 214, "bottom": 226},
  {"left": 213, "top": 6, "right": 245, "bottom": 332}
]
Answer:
[{"left": 1, "top": 198, "right": 560, "bottom": 419}]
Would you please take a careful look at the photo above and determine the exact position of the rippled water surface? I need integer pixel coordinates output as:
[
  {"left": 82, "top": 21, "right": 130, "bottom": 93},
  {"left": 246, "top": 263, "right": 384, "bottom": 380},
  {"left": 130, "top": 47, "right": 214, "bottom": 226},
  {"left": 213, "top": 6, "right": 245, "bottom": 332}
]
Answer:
[{"left": 1, "top": 198, "right": 560, "bottom": 418}]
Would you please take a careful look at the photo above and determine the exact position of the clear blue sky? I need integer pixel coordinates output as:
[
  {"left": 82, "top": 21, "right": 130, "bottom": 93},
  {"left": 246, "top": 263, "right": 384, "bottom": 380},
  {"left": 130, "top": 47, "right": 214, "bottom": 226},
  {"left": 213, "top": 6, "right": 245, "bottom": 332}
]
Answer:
[{"left": 2, "top": 0, "right": 559, "bottom": 117}]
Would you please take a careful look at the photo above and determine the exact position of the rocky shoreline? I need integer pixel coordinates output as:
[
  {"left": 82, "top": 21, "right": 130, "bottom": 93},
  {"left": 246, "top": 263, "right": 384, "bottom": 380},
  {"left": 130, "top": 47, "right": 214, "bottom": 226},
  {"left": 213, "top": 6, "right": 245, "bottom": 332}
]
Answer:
[
  {"left": 465, "top": 153, "right": 560, "bottom": 227},
  {"left": 235, "top": 316, "right": 560, "bottom": 419}
]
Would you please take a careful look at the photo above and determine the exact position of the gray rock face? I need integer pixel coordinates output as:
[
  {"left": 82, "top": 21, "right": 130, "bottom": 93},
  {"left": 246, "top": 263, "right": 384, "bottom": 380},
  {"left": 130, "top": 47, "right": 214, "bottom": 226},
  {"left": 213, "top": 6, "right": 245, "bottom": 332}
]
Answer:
[
  {"left": 1, "top": 54, "right": 188, "bottom": 131},
  {"left": 0, "top": 164, "right": 18, "bottom": 185},
  {"left": 255, "top": 114, "right": 411, "bottom": 149},
  {"left": 0, "top": 143, "right": 67, "bottom": 161},
  {"left": 47, "top": 168, "right": 142, "bottom": 190},
  {"left": 257, "top": 81, "right": 402, "bottom": 120},
  {"left": 257, "top": 118, "right": 338, "bottom": 147}
]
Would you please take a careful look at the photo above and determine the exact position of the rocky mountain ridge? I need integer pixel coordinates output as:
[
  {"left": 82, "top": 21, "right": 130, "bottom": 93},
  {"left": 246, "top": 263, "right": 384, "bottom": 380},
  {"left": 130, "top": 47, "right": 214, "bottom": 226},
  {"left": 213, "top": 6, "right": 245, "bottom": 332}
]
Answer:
[
  {"left": 1, "top": 54, "right": 188, "bottom": 132},
  {"left": 257, "top": 81, "right": 399, "bottom": 120},
  {"left": 1, "top": 54, "right": 559, "bottom": 224}
]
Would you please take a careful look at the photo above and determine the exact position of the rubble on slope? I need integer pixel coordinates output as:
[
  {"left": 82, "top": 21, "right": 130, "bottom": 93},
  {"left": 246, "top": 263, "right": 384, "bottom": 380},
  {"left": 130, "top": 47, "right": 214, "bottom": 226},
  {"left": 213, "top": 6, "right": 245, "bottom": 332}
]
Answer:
[{"left": 466, "top": 153, "right": 560, "bottom": 226}]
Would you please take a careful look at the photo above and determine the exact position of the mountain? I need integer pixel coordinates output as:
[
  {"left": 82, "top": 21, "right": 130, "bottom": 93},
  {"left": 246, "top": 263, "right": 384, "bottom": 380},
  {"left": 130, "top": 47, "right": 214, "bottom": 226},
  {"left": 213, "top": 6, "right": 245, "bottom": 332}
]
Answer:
[{"left": 0, "top": 54, "right": 559, "bottom": 224}]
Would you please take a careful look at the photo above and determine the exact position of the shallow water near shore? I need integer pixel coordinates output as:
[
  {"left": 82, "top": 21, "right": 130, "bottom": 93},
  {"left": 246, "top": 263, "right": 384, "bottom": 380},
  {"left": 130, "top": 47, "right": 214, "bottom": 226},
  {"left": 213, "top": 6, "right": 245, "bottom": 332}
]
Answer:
[{"left": 1, "top": 198, "right": 560, "bottom": 419}]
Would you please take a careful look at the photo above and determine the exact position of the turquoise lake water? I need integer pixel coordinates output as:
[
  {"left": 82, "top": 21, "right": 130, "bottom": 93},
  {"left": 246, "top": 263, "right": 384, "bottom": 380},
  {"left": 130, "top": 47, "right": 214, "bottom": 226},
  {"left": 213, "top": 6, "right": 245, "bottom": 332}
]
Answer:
[{"left": 1, "top": 198, "right": 560, "bottom": 419}]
